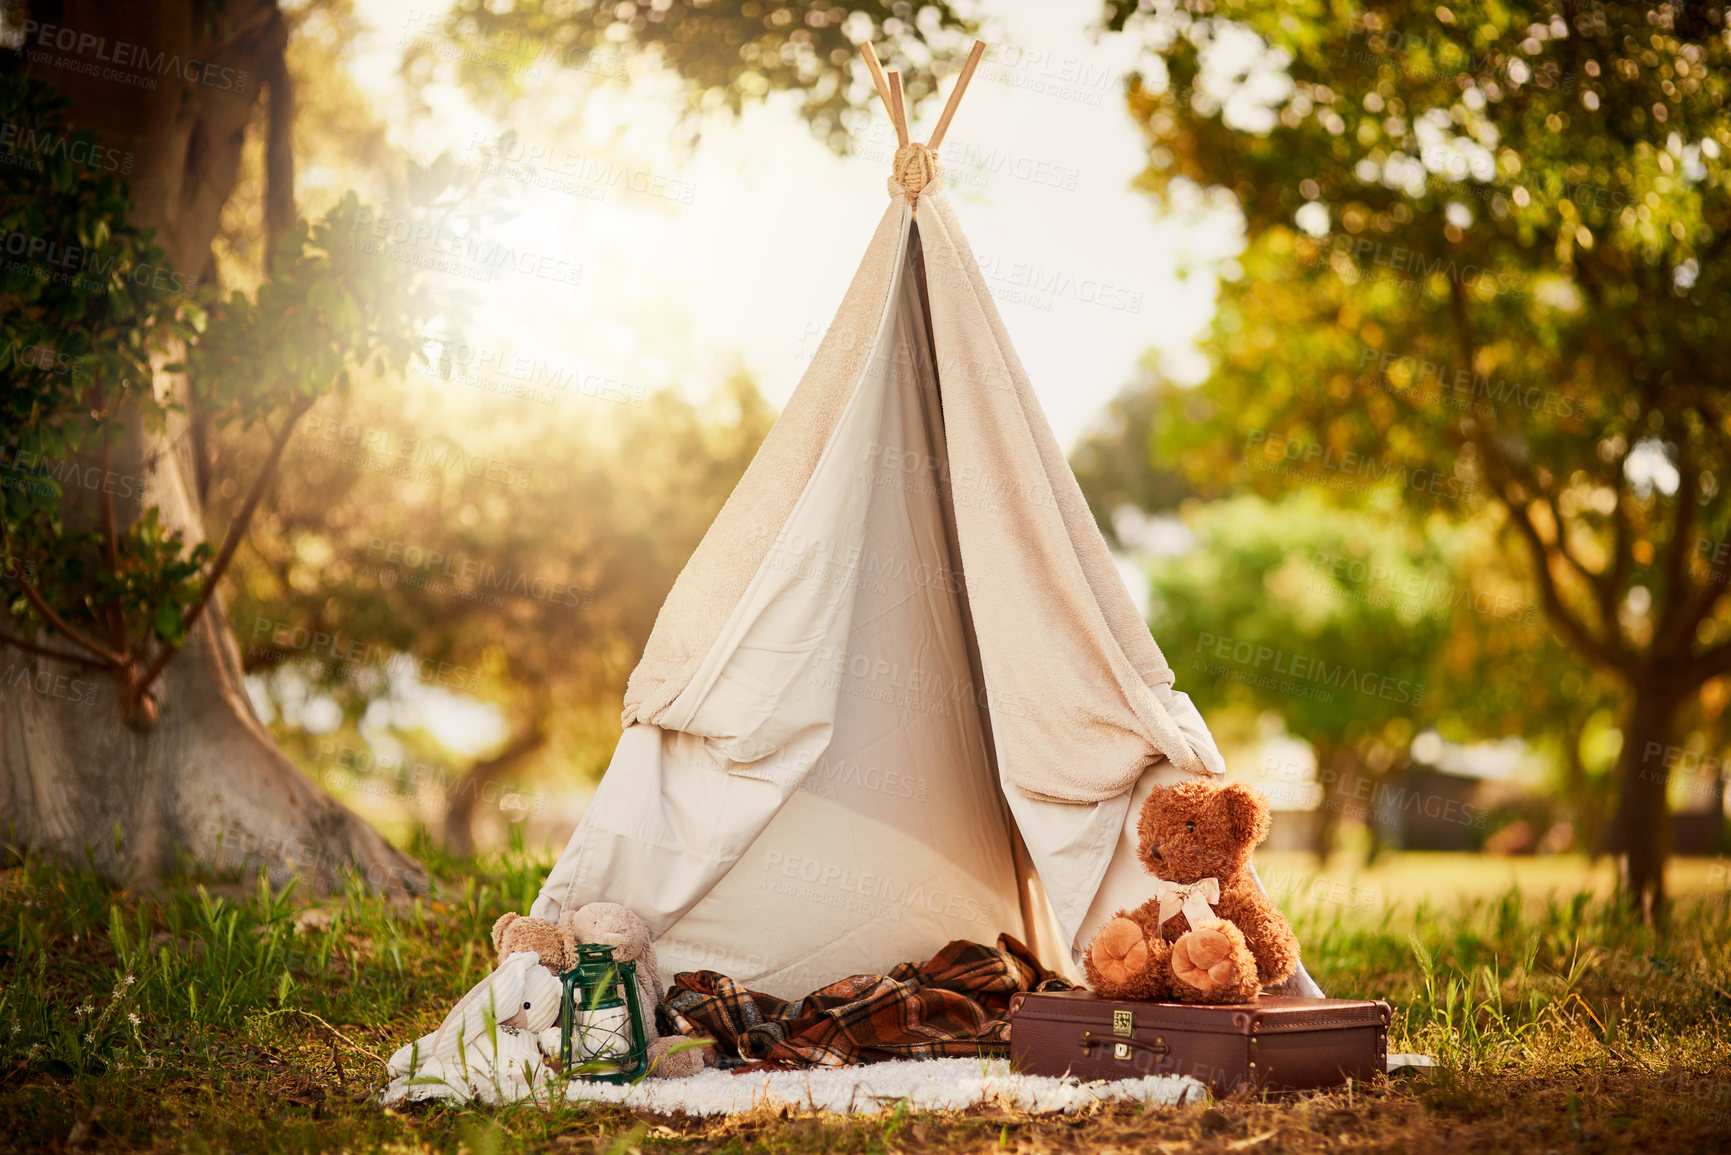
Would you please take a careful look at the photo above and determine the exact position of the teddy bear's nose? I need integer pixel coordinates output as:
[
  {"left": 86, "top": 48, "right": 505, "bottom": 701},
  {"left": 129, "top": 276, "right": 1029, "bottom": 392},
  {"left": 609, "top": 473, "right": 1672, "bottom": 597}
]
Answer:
[{"left": 1149, "top": 844, "right": 1163, "bottom": 860}]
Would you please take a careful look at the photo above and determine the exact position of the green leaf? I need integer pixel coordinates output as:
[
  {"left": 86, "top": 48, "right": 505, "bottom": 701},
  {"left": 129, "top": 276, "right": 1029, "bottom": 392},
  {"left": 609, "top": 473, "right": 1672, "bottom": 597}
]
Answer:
[{"left": 155, "top": 600, "right": 185, "bottom": 646}]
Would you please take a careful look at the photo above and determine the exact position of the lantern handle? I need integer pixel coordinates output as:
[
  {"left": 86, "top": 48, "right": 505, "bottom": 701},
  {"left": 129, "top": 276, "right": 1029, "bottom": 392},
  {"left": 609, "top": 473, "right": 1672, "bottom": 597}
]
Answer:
[
  {"left": 619, "top": 959, "right": 649, "bottom": 1082},
  {"left": 559, "top": 966, "right": 578, "bottom": 1070}
]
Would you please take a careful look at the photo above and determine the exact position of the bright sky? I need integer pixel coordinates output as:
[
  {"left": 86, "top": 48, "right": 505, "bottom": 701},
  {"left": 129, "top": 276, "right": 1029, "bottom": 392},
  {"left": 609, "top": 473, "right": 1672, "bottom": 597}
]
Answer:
[{"left": 343, "top": 0, "right": 1243, "bottom": 449}]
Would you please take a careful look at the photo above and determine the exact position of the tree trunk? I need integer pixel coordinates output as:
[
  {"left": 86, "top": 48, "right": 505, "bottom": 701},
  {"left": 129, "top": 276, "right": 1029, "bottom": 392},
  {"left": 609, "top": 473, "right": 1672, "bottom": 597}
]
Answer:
[
  {"left": 1561, "top": 718, "right": 1609, "bottom": 860},
  {"left": 1712, "top": 769, "right": 1728, "bottom": 857},
  {"left": 1, "top": 0, "right": 423, "bottom": 894},
  {"left": 1361, "top": 750, "right": 1406, "bottom": 868},
  {"left": 1613, "top": 677, "right": 1686, "bottom": 921},
  {"left": 443, "top": 724, "right": 549, "bottom": 859},
  {"left": 1, "top": 595, "right": 419, "bottom": 893},
  {"left": 1309, "top": 741, "right": 1352, "bottom": 864}
]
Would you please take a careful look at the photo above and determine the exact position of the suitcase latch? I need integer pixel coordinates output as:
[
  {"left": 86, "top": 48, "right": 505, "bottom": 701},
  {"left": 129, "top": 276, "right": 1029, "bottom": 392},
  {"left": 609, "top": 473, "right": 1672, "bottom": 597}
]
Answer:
[{"left": 1112, "top": 1010, "right": 1134, "bottom": 1038}]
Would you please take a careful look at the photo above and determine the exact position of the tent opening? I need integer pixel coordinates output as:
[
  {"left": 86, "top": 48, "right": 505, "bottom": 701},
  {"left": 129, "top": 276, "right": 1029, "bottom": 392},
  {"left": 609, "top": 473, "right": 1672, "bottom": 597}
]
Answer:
[{"left": 908, "top": 220, "right": 1067, "bottom": 971}]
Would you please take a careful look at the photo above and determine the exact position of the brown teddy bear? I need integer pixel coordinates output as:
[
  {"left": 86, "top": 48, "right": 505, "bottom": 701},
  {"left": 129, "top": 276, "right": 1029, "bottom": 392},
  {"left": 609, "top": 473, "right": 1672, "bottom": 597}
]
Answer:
[
  {"left": 491, "top": 904, "right": 711, "bottom": 1078},
  {"left": 1084, "top": 779, "right": 1300, "bottom": 1004},
  {"left": 492, "top": 911, "right": 577, "bottom": 973}
]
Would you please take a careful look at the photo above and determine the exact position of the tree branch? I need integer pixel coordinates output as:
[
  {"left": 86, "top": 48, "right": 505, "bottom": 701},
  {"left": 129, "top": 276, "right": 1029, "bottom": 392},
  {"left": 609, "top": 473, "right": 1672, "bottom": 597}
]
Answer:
[
  {"left": 8, "top": 574, "right": 126, "bottom": 667},
  {"left": 1669, "top": 567, "right": 1731, "bottom": 665},
  {"left": 259, "top": 7, "right": 295, "bottom": 271},
  {"left": 1684, "top": 637, "right": 1731, "bottom": 685},
  {"left": 133, "top": 394, "right": 314, "bottom": 698},
  {"left": 442, "top": 707, "right": 551, "bottom": 856},
  {"left": 1501, "top": 487, "right": 1632, "bottom": 675},
  {"left": 1543, "top": 489, "right": 1619, "bottom": 630},
  {"left": 0, "top": 458, "right": 125, "bottom": 669},
  {"left": 1443, "top": 278, "right": 1630, "bottom": 675},
  {"left": 0, "top": 624, "right": 105, "bottom": 668}
]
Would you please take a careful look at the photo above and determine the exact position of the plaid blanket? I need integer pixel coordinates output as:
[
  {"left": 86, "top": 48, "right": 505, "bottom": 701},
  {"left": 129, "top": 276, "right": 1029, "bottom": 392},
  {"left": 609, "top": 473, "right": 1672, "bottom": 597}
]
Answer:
[{"left": 660, "top": 935, "right": 1074, "bottom": 1068}]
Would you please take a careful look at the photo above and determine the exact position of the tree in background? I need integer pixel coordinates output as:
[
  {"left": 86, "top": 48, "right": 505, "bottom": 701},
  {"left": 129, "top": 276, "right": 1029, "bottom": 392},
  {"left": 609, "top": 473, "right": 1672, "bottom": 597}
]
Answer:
[
  {"left": 1070, "top": 378, "right": 1196, "bottom": 545},
  {"left": 1076, "top": 386, "right": 1625, "bottom": 856},
  {"left": 0, "top": 0, "right": 966, "bottom": 888},
  {"left": 1141, "top": 489, "right": 1515, "bottom": 857},
  {"left": 225, "top": 371, "right": 772, "bottom": 855},
  {"left": 199, "top": 3, "right": 777, "bottom": 856},
  {"left": 1, "top": 4, "right": 429, "bottom": 891},
  {"left": 1106, "top": 0, "right": 1731, "bottom": 913}
]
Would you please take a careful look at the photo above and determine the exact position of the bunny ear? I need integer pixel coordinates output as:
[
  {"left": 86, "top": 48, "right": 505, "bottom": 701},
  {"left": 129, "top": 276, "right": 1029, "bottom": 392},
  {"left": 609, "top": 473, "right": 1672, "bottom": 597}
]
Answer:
[
  {"left": 488, "top": 953, "right": 535, "bottom": 1012},
  {"left": 429, "top": 953, "right": 533, "bottom": 1060}
]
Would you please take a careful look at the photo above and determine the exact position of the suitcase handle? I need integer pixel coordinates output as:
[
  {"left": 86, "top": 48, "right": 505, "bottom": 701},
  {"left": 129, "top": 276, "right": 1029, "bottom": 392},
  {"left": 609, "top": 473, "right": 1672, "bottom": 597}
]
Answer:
[{"left": 1079, "top": 1031, "right": 1170, "bottom": 1059}]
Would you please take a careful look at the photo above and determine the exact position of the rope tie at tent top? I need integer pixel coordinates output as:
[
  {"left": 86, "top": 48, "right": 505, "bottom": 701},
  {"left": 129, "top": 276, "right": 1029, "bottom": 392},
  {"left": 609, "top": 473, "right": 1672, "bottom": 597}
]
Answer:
[
  {"left": 860, "top": 39, "right": 986, "bottom": 211},
  {"left": 893, "top": 142, "right": 941, "bottom": 203}
]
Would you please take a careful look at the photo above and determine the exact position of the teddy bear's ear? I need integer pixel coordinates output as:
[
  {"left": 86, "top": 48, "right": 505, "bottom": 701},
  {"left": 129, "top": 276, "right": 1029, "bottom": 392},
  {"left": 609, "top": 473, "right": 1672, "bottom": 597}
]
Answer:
[
  {"left": 1215, "top": 782, "right": 1271, "bottom": 848},
  {"left": 491, "top": 912, "right": 520, "bottom": 956}
]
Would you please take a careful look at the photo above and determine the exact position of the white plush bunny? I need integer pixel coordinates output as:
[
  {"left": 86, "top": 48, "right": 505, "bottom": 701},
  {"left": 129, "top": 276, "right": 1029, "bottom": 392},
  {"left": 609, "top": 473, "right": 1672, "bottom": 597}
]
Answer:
[{"left": 380, "top": 951, "right": 565, "bottom": 1105}]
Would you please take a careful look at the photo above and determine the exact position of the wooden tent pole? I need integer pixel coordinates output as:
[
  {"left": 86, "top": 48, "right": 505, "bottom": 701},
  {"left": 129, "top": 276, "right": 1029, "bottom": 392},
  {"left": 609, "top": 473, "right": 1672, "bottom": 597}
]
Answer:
[
  {"left": 885, "top": 69, "right": 910, "bottom": 149},
  {"left": 858, "top": 41, "right": 896, "bottom": 129},
  {"left": 859, "top": 39, "right": 989, "bottom": 151},
  {"left": 926, "top": 39, "right": 987, "bottom": 152}
]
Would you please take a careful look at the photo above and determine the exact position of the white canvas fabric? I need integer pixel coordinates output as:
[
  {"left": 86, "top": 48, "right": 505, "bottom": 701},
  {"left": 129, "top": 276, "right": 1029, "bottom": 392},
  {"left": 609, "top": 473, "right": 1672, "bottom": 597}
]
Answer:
[{"left": 534, "top": 172, "right": 1319, "bottom": 999}]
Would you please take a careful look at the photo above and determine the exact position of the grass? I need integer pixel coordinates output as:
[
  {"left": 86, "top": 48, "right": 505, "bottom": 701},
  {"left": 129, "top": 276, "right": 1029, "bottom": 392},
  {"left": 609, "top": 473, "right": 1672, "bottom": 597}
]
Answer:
[{"left": 1, "top": 836, "right": 1727, "bottom": 1152}]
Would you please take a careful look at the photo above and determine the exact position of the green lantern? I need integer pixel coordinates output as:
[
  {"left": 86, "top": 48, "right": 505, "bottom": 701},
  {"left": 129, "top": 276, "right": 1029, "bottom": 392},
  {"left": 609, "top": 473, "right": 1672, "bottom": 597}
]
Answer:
[{"left": 558, "top": 943, "right": 649, "bottom": 1083}]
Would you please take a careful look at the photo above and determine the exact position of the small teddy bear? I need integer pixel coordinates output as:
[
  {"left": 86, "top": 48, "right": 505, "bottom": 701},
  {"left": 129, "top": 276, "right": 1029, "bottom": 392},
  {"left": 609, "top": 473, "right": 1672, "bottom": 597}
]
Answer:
[
  {"left": 1085, "top": 779, "right": 1300, "bottom": 1004},
  {"left": 492, "top": 910, "right": 577, "bottom": 973},
  {"left": 491, "top": 903, "right": 711, "bottom": 1078}
]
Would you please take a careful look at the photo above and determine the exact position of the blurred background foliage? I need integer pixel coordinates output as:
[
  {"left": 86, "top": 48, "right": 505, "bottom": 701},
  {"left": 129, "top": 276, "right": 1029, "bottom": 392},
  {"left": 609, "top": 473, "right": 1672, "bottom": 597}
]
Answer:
[
  {"left": 1079, "top": 0, "right": 1731, "bottom": 906},
  {"left": 202, "top": 0, "right": 826, "bottom": 853}
]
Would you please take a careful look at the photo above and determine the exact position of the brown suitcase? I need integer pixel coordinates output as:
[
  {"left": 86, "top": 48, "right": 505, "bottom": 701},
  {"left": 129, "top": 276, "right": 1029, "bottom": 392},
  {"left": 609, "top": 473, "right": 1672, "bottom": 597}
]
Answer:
[{"left": 1007, "top": 991, "right": 1391, "bottom": 1096}]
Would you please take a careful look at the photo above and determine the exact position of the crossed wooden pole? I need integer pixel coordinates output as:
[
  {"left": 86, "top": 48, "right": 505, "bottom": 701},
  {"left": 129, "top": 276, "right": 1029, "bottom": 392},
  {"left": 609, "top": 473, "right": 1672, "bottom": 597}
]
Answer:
[{"left": 859, "top": 38, "right": 988, "bottom": 154}]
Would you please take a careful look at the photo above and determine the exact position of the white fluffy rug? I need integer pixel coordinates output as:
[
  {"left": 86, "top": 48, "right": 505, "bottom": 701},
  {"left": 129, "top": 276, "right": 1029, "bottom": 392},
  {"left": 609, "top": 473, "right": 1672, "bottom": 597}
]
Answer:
[{"left": 549, "top": 1058, "right": 1206, "bottom": 1116}]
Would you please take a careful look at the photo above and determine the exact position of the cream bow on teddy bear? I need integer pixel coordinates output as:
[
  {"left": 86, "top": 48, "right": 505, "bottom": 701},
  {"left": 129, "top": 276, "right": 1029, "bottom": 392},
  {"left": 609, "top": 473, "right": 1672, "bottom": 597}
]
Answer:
[{"left": 1151, "top": 876, "right": 1221, "bottom": 929}]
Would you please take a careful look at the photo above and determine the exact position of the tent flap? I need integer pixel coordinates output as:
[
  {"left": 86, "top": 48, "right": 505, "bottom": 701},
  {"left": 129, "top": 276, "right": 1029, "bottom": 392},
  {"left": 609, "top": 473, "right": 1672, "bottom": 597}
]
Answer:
[{"left": 913, "top": 192, "right": 1208, "bottom": 804}]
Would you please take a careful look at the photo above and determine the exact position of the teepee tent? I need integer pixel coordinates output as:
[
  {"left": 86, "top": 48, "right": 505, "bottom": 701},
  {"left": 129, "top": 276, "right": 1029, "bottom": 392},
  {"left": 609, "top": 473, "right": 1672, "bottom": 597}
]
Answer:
[{"left": 534, "top": 43, "right": 1318, "bottom": 1000}]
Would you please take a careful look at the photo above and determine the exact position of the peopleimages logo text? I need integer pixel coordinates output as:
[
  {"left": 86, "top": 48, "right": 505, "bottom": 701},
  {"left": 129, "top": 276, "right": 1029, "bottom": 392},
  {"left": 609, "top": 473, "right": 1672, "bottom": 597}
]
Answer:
[
  {"left": 0, "top": 121, "right": 132, "bottom": 174},
  {"left": 16, "top": 20, "right": 251, "bottom": 93},
  {"left": 349, "top": 208, "right": 583, "bottom": 287},
  {"left": 1195, "top": 632, "right": 1426, "bottom": 706}
]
